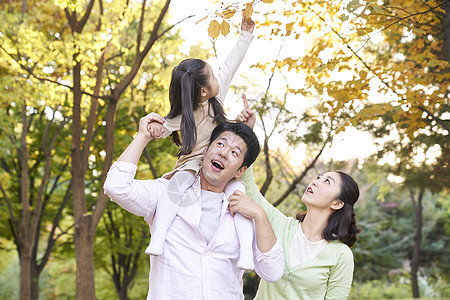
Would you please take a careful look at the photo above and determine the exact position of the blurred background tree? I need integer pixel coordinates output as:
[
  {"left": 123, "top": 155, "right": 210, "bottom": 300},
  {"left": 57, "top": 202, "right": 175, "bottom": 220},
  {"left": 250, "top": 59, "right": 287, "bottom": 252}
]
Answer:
[{"left": 1, "top": 0, "right": 448, "bottom": 299}]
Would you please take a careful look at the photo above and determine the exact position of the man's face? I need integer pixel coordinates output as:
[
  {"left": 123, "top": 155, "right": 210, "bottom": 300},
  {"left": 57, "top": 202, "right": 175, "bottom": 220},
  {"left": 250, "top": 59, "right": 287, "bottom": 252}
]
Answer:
[{"left": 200, "top": 131, "right": 248, "bottom": 193}]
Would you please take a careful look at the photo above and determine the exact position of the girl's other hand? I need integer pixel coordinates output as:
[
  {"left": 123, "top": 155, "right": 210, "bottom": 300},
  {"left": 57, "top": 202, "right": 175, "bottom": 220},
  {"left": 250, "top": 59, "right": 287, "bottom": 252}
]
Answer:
[
  {"left": 241, "top": 17, "right": 255, "bottom": 34},
  {"left": 236, "top": 93, "right": 256, "bottom": 129}
]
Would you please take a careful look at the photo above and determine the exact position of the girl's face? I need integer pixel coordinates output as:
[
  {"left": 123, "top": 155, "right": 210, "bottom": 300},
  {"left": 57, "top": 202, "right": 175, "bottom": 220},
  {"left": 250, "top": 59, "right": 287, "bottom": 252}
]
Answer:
[
  {"left": 301, "top": 172, "right": 342, "bottom": 209},
  {"left": 200, "top": 63, "right": 219, "bottom": 102}
]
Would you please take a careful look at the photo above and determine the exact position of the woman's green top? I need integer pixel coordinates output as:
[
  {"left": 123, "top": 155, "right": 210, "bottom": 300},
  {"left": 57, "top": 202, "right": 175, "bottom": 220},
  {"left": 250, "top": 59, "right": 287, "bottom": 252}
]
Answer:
[{"left": 243, "top": 167, "right": 354, "bottom": 300}]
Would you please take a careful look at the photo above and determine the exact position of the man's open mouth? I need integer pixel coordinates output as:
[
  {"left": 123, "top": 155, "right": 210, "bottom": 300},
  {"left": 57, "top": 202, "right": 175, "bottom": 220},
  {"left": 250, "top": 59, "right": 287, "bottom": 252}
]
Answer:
[{"left": 211, "top": 160, "right": 224, "bottom": 170}]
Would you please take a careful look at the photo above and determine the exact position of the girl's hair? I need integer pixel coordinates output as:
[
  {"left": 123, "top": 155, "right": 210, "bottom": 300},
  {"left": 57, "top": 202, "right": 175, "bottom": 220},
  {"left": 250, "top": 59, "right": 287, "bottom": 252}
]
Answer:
[
  {"left": 297, "top": 171, "right": 361, "bottom": 247},
  {"left": 166, "top": 58, "right": 227, "bottom": 157}
]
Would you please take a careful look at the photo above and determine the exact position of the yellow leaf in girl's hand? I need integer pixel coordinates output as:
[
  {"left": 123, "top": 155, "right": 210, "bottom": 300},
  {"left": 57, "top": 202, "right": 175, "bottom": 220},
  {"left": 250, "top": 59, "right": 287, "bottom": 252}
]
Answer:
[
  {"left": 208, "top": 20, "right": 220, "bottom": 39},
  {"left": 223, "top": 8, "right": 236, "bottom": 19},
  {"left": 243, "top": 3, "right": 253, "bottom": 21},
  {"left": 221, "top": 21, "right": 230, "bottom": 36}
]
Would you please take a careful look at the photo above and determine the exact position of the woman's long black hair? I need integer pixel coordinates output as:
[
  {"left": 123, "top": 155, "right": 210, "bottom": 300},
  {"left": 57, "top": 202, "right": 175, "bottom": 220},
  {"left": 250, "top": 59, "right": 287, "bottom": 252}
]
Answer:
[
  {"left": 166, "top": 58, "right": 227, "bottom": 157},
  {"left": 297, "top": 171, "right": 361, "bottom": 247}
]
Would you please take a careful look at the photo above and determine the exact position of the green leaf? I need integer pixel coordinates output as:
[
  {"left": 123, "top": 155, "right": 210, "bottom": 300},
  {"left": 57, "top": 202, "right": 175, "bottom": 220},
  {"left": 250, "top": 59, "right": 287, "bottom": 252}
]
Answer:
[
  {"left": 339, "top": 15, "right": 349, "bottom": 22},
  {"left": 314, "top": 64, "right": 327, "bottom": 74},
  {"left": 346, "top": 0, "right": 363, "bottom": 12}
]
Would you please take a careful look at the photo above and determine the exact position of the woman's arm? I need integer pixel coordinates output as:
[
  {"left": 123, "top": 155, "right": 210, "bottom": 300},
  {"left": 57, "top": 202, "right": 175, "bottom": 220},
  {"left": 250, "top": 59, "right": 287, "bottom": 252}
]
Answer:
[
  {"left": 242, "top": 166, "right": 290, "bottom": 226},
  {"left": 324, "top": 247, "right": 354, "bottom": 299}
]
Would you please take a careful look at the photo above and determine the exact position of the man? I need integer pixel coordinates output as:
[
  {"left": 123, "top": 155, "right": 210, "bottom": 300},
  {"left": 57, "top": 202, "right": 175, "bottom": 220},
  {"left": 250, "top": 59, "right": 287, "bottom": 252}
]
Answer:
[{"left": 104, "top": 113, "right": 284, "bottom": 300}]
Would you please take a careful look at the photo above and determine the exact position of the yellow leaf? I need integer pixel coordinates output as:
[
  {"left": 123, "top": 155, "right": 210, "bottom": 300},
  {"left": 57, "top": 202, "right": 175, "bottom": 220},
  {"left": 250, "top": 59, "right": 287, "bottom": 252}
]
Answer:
[
  {"left": 416, "top": 39, "right": 425, "bottom": 49},
  {"left": 208, "top": 20, "right": 220, "bottom": 39},
  {"left": 243, "top": 3, "right": 253, "bottom": 21},
  {"left": 262, "top": 0, "right": 274, "bottom": 2},
  {"left": 314, "top": 64, "right": 327, "bottom": 74},
  {"left": 285, "top": 22, "right": 295, "bottom": 36},
  {"left": 223, "top": 8, "right": 236, "bottom": 19},
  {"left": 221, "top": 20, "right": 230, "bottom": 36}
]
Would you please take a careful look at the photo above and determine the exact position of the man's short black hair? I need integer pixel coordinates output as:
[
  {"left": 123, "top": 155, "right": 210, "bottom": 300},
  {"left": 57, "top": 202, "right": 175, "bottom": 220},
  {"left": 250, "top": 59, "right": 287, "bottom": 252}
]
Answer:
[{"left": 209, "top": 122, "right": 260, "bottom": 168}]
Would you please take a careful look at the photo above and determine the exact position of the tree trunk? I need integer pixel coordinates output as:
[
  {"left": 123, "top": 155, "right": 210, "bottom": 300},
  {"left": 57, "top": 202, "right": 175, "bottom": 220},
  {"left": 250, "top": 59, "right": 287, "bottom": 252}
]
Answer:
[
  {"left": 75, "top": 215, "right": 96, "bottom": 299},
  {"left": 30, "top": 263, "right": 40, "bottom": 300},
  {"left": 410, "top": 188, "right": 424, "bottom": 298},
  {"left": 71, "top": 52, "right": 96, "bottom": 298},
  {"left": 19, "top": 104, "right": 31, "bottom": 300},
  {"left": 19, "top": 250, "right": 31, "bottom": 300},
  {"left": 260, "top": 138, "right": 272, "bottom": 196},
  {"left": 118, "top": 280, "right": 130, "bottom": 300},
  {"left": 443, "top": 1, "right": 450, "bottom": 61}
]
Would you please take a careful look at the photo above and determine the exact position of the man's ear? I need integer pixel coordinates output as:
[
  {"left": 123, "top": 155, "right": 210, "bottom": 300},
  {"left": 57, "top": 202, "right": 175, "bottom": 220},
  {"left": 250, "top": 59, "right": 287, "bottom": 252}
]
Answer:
[
  {"left": 203, "top": 144, "right": 210, "bottom": 155},
  {"left": 331, "top": 200, "right": 344, "bottom": 211},
  {"left": 234, "top": 166, "right": 248, "bottom": 178}
]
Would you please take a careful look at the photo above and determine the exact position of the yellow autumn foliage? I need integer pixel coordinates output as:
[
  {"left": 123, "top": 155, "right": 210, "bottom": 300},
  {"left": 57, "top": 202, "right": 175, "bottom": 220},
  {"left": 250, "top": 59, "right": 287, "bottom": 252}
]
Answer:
[{"left": 208, "top": 20, "right": 221, "bottom": 39}]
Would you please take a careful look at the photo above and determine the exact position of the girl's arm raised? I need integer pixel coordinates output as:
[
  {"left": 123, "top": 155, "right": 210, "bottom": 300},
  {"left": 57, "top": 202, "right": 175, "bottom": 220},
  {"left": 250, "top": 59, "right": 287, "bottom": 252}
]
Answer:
[{"left": 217, "top": 19, "right": 255, "bottom": 103}]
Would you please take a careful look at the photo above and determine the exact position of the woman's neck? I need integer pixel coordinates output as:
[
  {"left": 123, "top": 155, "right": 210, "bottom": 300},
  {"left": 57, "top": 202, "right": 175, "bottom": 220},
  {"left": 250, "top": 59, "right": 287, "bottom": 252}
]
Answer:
[{"left": 301, "top": 210, "right": 330, "bottom": 242}]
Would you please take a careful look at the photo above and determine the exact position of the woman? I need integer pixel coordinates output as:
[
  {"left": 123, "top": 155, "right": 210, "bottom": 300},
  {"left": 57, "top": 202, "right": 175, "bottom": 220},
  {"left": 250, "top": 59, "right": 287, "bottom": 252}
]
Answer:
[{"left": 229, "top": 103, "right": 361, "bottom": 299}]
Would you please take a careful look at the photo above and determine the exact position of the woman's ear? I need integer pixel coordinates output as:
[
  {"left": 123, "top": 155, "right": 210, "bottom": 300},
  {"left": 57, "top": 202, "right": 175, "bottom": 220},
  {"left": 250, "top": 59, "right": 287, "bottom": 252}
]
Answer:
[{"left": 331, "top": 200, "right": 344, "bottom": 211}]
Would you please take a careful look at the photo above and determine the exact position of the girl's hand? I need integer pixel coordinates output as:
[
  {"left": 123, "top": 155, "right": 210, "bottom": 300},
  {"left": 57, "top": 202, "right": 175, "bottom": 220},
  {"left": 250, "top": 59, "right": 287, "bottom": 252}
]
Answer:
[
  {"left": 138, "top": 112, "right": 165, "bottom": 140},
  {"left": 228, "top": 190, "right": 264, "bottom": 220},
  {"left": 241, "top": 18, "right": 255, "bottom": 34},
  {"left": 147, "top": 122, "right": 165, "bottom": 141},
  {"left": 236, "top": 93, "right": 256, "bottom": 129}
]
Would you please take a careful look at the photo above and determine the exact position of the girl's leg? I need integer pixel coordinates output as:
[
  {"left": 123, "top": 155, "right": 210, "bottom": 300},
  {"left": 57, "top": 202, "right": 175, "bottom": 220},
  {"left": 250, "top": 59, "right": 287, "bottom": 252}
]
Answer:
[
  {"left": 225, "top": 181, "right": 255, "bottom": 270},
  {"left": 145, "top": 170, "right": 195, "bottom": 255}
]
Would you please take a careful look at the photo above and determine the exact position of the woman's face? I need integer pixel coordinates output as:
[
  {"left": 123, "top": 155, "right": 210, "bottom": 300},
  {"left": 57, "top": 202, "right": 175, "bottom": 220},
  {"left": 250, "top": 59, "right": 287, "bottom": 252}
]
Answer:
[{"left": 301, "top": 172, "right": 342, "bottom": 209}]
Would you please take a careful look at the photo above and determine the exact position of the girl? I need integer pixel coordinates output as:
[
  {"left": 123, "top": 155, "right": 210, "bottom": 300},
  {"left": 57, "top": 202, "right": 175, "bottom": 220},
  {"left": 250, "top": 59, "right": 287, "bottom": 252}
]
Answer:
[
  {"left": 230, "top": 107, "right": 361, "bottom": 298},
  {"left": 145, "top": 18, "right": 256, "bottom": 270}
]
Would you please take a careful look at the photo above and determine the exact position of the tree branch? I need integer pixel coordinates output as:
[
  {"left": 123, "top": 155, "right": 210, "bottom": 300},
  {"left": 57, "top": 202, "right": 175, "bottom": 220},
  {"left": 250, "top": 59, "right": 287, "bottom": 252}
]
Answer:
[
  {"left": 352, "top": 1, "right": 450, "bottom": 57},
  {"left": 417, "top": 105, "right": 450, "bottom": 132},
  {"left": 312, "top": 5, "right": 449, "bottom": 131},
  {"left": 272, "top": 138, "right": 329, "bottom": 207},
  {"left": 0, "top": 181, "right": 19, "bottom": 234},
  {"left": 0, "top": 44, "right": 110, "bottom": 100},
  {"left": 38, "top": 180, "right": 72, "bottom": 272},
  {"left": 136, "top": 0, "right": 147, "bottom": 53}
]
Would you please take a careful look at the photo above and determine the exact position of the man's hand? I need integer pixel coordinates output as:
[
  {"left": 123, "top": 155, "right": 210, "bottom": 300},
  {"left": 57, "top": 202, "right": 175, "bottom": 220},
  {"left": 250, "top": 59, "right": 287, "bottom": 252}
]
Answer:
[
  {"left": 138, "top": 112, "right": 165, "bottom": 140},
  {"left": 236, "top": 93, "right": 256, "bottom": 129},
  {"left": 241, "top": 18, "right": 255, "bottom": 34}
]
